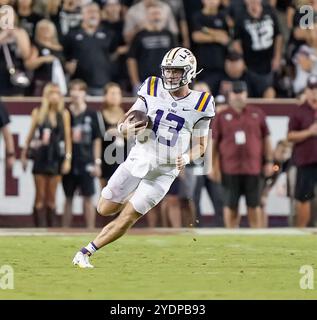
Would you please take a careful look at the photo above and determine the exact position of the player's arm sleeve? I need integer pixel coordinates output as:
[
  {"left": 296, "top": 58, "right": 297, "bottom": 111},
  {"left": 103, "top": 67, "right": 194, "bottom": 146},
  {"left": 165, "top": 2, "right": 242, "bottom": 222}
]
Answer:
[
  {"left": 192, "top": 117, "right": 213, "bottom": 137},
  {"left": 128, "top": 77, "right": 154, "bottom": 113}
]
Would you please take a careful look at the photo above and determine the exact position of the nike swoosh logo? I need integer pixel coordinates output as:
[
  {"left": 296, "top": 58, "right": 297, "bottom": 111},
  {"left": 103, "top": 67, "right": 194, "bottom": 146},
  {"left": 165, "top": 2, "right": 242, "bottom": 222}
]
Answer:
[{"left": 182, "top": 108, "right": 191, "bottom": 111}]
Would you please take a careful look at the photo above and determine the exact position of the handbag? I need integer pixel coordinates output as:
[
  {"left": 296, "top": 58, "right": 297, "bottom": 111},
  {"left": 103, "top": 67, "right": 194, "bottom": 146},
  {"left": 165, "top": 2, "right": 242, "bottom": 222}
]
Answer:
[{"left": 2, "top": 43, "right": 31, "bottom": 88}]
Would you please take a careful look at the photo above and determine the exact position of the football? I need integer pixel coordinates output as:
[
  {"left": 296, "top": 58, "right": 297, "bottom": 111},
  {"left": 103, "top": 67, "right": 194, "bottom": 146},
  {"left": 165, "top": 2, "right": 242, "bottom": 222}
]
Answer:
[{"left": 125, "top": 110, "right": 149, "bottom": 128}]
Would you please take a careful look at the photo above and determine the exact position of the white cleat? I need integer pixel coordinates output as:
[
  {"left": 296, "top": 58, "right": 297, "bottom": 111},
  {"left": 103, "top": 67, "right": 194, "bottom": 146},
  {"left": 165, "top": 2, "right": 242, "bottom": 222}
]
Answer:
[{"left": 72, "top": 251, "right": 94, "bottom": 268}]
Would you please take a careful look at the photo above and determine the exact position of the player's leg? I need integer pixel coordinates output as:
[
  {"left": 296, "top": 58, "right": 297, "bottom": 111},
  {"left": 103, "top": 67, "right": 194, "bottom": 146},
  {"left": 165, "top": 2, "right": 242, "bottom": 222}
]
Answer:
[
  {"left": 73, "top": 163, "right": 141, "bottom": 268},
  {"left": 96, "top": 163, "right": 141, "bottom": 217},
  {"left": 94, "top": 172, "right": 177, "bottom": 247},
  {"left": 93, "top": 202, "right": 142, "bottom": 248}
]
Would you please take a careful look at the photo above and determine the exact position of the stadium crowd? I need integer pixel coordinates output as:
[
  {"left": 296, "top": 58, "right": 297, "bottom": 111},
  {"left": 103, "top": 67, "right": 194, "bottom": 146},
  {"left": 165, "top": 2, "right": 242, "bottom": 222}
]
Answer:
[{"left": 0, "top": 0, "right": 317, "bottom": 228}]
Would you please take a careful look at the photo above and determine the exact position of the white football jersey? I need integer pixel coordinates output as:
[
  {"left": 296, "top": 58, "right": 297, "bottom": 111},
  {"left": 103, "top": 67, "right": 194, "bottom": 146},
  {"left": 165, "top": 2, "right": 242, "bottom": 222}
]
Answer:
[{"left": 130, "top": 76, "right": 215, "bottom": 164}]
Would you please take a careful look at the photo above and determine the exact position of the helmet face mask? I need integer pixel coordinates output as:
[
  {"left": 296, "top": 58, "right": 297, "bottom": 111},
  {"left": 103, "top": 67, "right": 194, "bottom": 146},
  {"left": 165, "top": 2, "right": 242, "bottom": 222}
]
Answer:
[
  {"left": 160, "top": 47, "right": 197, "bottom": 92},
  {"left": 161, "top": 66, "right": 190, "bottom": 91}
]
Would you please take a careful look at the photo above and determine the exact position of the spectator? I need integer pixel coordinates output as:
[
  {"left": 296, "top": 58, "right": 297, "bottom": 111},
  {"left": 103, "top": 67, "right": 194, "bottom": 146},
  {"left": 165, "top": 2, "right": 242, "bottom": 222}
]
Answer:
[
  {"left": 192, "top": 0, "right": 230, "bottom": 94},
  {"left": 63, "top": 2, "right": 117, "bottom": 96},
  {"left": 218, "top": 50, "right": 255, "bottom": 97},
  {"left": 183, "top": 0, "right": 203, "bottom": 45},
  {"left": 49, "top": 0, "right": 82, "bottom": 40},
  {"left": 193, "top": 82, "right": 225, "bottom": 227},
  {"left": 287, "top": 0, "right": 317, "bottom": 61},
  {"left": 270, "top": 0, "right": 293, "bottom": 52},
  {"left": 97, "top": 82, "right": 126, "bottom": 189},
  {"left": 160, "top": 178, "right": 182, "bottom": 228},
  {"left": 292, "top": 45, "right": 317, "bottom": 96},
  {"left": 212, "top": 81, "right": 274, "bottom": 228},
  {"left": 260, "top": 139, "right": 292, "bottom": 227},
  {"left": 25, "top": 19, "right": 66, "bottom": 96},
  {"left": 287, "top": 74, "right": 317, "bottom": 227},
  {"left": 101, "top": 0, "right": 130, "bottom": 91},
  {"left": 16, "top": 0, "right": 43, "bottom": 40},
  {"left": 0, "top": 101, "right": 15, "bottom": 170},
  {"left": 0, "top": 21, "right": 31, "bottom": 96},
  {"left": 62, "top": 79, "right": 102, "bottom": 229},
  {"left": 21, "top": 83, "right": 72, "bottom": 227},
  {"left": 123, "top": 0, "right": 178, "bottom": 44},
  {"left": 179, "top": 167, "right": 199, "bottom": 228},
  {"left": 233, "top": 0, "right": 283, "bottom": 98},
  {"left": 161, "top": 0, "right": 190, "bottom": 48},
  {"left": 127, "top": 3, "right": 176, "bottom": 94}
]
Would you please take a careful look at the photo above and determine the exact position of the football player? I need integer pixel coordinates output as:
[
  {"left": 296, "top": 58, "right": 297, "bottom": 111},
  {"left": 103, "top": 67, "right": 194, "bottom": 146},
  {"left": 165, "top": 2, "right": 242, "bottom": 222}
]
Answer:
[{"left": 73, "top": 47, "right": 215, "bottom": 268}]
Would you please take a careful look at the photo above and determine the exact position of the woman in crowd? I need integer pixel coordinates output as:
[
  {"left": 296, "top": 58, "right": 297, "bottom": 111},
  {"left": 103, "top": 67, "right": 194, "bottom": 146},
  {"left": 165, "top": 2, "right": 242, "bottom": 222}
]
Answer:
[
  {"left": 25, "top": 19, "right": 66, "bottom": 96},
  {"left": 97, "top": 82, "right": 126, "bottom": 189},
  {"left": 16, "top": 0, "right": 43, "bottom": 40},
  {"left": 21, "top": 83, "right": 72, "bottom": 227},
  {"left": 0, "top": 7, "right": 31, "bottom": 96}
]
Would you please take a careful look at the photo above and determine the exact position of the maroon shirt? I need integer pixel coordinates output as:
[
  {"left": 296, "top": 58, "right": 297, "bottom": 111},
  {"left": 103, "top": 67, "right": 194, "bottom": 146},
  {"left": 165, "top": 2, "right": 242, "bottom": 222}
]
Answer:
[
  {"left": 213, "top": 105, "right": 270, "bottom": 175},
  {"left": 288, "top": 102, "right": 317, "bottom": 167}
]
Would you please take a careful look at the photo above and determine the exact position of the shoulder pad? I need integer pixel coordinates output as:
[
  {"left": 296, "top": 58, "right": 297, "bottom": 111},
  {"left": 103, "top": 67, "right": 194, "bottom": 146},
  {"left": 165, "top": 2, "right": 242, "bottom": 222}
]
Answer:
[
  {"left": 194, "top": 92, "right": 215, "bottom": 117},
  {"left": 137, "top": 76, "right": 160, "bottom": 97}
]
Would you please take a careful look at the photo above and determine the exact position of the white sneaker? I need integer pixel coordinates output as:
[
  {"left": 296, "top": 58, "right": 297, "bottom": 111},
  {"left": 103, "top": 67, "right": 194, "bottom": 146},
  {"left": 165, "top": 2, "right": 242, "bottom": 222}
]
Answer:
[{"left": 72, "top": 251, "right": 94, "bottom": 268}]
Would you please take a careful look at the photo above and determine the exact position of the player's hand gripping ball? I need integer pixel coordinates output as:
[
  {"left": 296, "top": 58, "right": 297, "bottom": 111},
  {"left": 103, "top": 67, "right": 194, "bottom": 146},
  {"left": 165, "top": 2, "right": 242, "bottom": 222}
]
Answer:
[{"left": 123, "top": 111, "right": 152, "bottom": 141}]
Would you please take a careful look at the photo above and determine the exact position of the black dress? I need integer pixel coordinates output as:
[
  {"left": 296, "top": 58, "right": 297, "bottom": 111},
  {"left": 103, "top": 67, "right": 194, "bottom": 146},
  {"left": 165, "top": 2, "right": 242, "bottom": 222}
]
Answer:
[{"left": 32, "top": 111, "right": 65, "bottom": 175}]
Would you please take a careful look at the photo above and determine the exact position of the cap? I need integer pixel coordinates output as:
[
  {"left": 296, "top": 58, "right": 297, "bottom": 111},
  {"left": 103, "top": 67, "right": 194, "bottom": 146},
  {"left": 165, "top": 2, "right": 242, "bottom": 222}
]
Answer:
[
  {"left": 226, "top": 51, "right": 243, "bottom": 62},
  {"left": 307, "top": 74, "right": 317, "bottom": 89},
  {"left": 232, "top": 81, "right": 248, "bottom": 93}
]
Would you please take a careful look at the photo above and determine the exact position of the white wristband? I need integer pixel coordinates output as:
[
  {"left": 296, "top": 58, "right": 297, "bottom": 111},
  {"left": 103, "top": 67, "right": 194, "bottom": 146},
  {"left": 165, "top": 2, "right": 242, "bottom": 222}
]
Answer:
[{"left": 182, "top": 153, "right": 190, "bottom": 165}]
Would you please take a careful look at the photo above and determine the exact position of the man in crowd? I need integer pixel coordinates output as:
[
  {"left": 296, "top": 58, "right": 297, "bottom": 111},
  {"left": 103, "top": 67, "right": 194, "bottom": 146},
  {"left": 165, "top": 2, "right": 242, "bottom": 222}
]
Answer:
[
  {"left": 288, "top": 74, "right": 317, "bottom": 227},
  {"left": 233, "top": 0, "right": 283, "bottom": 98},
  {"left": 127, "top": 4, "right": 176, "bottom": 94},
  {"left": 63, "top": 2, "right": 117, "bottom": 96},
  {"left": 212, "top": 81, "right": 274, "bottom": 228},
  {"left": 123, "top": 0, "right": 178, "bottom": 44},
  {"left": 218, "top": 51, "right": 255, "bottom": 98},
  {"left": 191, "top": 0, "right": 230, "bottom": 94}
]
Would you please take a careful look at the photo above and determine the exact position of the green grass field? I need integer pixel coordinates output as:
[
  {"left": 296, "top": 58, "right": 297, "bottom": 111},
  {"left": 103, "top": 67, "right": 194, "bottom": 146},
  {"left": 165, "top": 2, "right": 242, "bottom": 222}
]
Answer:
[{"left": 1, "top": 231, "right": 317, "bottom": 299}]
